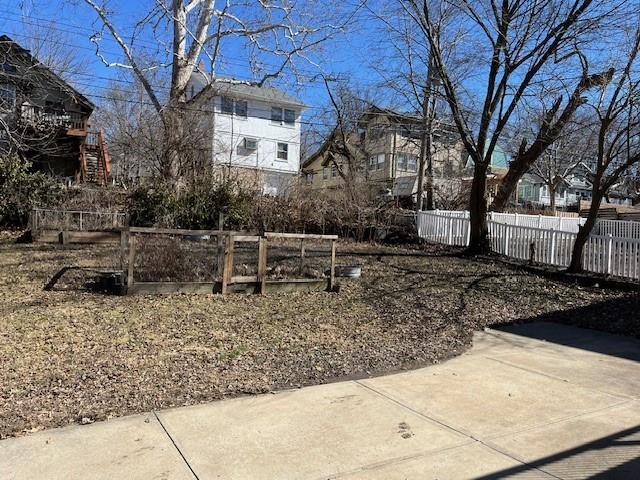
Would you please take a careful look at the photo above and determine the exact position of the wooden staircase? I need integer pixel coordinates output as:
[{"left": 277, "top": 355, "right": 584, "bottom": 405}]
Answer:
[{"left": 78, "top": 129, "right": 111, "bottom": 185}]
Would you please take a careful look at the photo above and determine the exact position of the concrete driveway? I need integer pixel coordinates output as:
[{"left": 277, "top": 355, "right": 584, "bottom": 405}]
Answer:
[{"left": 1, "top": 322, "right": 639, "bottom": 479}]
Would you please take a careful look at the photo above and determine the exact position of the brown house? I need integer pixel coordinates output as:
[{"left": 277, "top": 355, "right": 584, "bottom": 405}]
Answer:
[
  {"left": 0, "top": 35, "right": 110, "bottom": 184},
  {"left": 302, "top": 106, "right": 466, "bottom": 205}
]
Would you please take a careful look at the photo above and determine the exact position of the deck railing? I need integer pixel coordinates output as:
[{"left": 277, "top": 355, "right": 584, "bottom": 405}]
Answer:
[{"left": 19, "top": 105, "right": 87, "bottom": 131}]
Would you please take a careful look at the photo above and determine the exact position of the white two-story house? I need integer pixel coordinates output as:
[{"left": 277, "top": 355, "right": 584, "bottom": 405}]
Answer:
[{"left": 186, "top": 74, "right": 306, "bottom": 195}]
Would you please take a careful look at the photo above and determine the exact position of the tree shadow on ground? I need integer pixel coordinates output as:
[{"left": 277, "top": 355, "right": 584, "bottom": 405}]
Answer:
[
  {"left": 494, "top": 297, "right": 640, "bottom": 360},
  {"left": 474, "top": 424, "right": 640, "bottom": 479}
]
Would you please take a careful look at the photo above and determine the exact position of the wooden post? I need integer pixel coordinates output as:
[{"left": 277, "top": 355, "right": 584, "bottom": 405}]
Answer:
[
  {"left": 79, "top": 211, "right": 83, "bottom": 231},
  {"left": 257, "top": 237, "right": 268, "bottom": 294},
  {"left": 216, "top": 233, "right": 224, "bottom": 279},
  {"left": 329, "top": 239, "right": 336, "bottom": 291},
  {"left": 127, "top": 232, "right": 136, "bottom": 289},
  {"left": 119, "top": 229, "right": 128, "bottom": 271},
  {"left": 221, "top": 235, "right": 234, "bottom": 295},
  {"left": 299, "top": 238, "right": 305, "bottom": 274}
]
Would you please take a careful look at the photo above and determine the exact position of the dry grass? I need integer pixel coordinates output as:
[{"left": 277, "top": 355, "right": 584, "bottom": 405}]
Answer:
[{"left": 0, "top": 232, "right": 636, "bottom": 439}]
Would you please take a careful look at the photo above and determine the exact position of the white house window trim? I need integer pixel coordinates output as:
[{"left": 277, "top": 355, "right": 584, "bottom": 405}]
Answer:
[
  {"left": 220, "top": 96, "right": 248, "bottom": 119},
  {"left": 271, "top": 106, "right": 296, "bottom": 126},
  {"left": 323, "top": 166, "right": 329, "bottom": 180},
  {"left": 276, "top": 142, "right": 289, "bottom": 161}
]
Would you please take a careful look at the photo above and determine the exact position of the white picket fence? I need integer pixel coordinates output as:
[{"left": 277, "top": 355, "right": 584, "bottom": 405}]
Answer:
[
  {"left": 417, "top": 210, "right": 640, "bottom": 281},
  {"left": 593, "top": 219, "right": 640, "bottom": 239}
]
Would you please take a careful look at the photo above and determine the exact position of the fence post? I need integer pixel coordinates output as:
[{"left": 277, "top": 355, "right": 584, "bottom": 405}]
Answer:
[
  {"left": 557, "top": 216, "right": 562, "bottom": 230},
  {"left": 329, "top": 239, "right": 337, "bottom": 291},
  {"left": 514, "top": 212, "right": 519, "bottom": 226},
  {"left": 465, "top": 220, "right": 471, "bottom": 246},
  {"left": 257, "top": 237, "right": 267, "bottom": 294},
  {"left": 79, "top": 212, "right": 83, "bottom": 231},
  {"left": 447, "top": 218, "right": 454, "bottom": 245},
  {"left": 538, "top": 214, "right": 542, "bottom": 228},
  {"left": 127, "top": 232, "right": 136, "bottom": 290},
  {"left": 504, "top": 225, "right": 510, "bottom": 256},
  {"left": 605, "top": 234, "right": 613, "bottom": 275},
  {"left": 550, "top": 229, "right": 557, "bottom": 265}
]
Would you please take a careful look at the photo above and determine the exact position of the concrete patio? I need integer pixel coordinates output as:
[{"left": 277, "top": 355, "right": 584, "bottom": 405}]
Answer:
[{"left": 1, "top": 322, "right": 639, "bottom": 479}]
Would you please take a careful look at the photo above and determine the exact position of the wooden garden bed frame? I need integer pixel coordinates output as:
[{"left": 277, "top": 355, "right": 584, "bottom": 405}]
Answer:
[{"left": 120, "top": 227, "right": 338, "bottom": 295}]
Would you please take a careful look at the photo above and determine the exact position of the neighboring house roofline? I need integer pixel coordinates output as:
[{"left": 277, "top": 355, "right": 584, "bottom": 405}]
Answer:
[
  {"left": 188, "top": 74, "right": 307, "bottom": 109},
  {"left": 0, "top": 34, "right": 95, "bottom": 111}
]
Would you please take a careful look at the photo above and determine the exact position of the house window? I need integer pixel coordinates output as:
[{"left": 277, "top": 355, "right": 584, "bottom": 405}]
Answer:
[
  {"left": 368, "top": 156, "right": 377, "bottom": 171},
  {"left": 331, "top": 164, "right": 337, "bottom": 177},
  {"left": 271, "top": 107, "right": 296, "bottom": 125},
  {"left": 271, "top": 106, "right": 283, "bottom": 123},
  {"left": 277, "top": 142, "right": 288, "bottom": 161},
  {"left": 0, "top": 83, "right": 15, "bottom": 111},
  {"left": 407, "top": 154, "right": 417, "bottom": 172},
  {"left": 376, "top": 153, "right": 385, "bottom": 170},
  {"left": 397, "top": 153, "right": 408, "bottom": 171},
  {"left": 323, "top": 167, "right": 329, "bottom": 180},
  {"left": 305, "top": 172, "right": 315, "bottom": 184},
  {"left": 221, "top": 96, "right": 234, "bottom": 114},
  {"left": 284, "top": 109, "right": 296, "bottom": 125},
  {"left": 235, "top": 100, "right": 248, "bottom": 118}
]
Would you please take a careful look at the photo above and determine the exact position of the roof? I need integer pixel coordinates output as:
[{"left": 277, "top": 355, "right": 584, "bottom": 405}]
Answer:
[
  {"left": 190, "top": 75, "right": 307, "bottom": 109},
  {"left": 359, "top": 105, "right": 422, "bottom": 125},
  {"left": 466, "top": 143, "right": 510, "bottom": 170},
  {"left": 0, "top": 35, "right": 94, "bottom": 111}
]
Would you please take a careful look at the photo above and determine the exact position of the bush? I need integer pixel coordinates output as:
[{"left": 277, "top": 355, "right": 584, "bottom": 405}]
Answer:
[
  {"left": 128, "top": 180, "right": 178, "bottom": 227},
  {"left": 0, "top": 155, "right": 64, "bottom": 227},
  {"left": 128, "top": 176, "right": 256, "bottom": 230}
]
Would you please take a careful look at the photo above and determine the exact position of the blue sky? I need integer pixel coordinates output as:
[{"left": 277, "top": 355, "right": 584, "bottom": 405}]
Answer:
[{"left": 0, "top": 0, "right": 388, "bottom": 129}]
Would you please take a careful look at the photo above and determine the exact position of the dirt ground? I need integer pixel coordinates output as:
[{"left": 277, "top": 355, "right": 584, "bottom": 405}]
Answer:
[{"left": 0, "top": 232, "right": 637, "bottom": 439}]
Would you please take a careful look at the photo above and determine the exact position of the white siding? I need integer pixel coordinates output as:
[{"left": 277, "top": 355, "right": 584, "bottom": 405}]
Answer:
[{"left": 211, "top": 96, "right": 301, "bottom": 175}]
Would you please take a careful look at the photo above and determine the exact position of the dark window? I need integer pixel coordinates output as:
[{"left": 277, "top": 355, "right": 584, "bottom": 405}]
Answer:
[
  {"left": 0, "top": 83, "right": 16, "bottom": 111},
  {"left": 221, "top": 96, "right": 233, "bottom": 114},
  {"left": 284, "top": 109, "right": 296, "bottom": 125},
  {"left": 271, "top": 106, "right": 283, "bottom": 123},
  {"left": 235, "top": 100, "right": 248, "bottom": 118},
  {"left": 407, "top": 154, "right": 417, "bottom": 172}
]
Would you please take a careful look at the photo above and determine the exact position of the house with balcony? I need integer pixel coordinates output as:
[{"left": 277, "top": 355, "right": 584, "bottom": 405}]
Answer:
[
  {"left": 301, "top": 106, "right": 465, "bottom": 205},
  {"left": 0, "top": 35, "right": 109, "bottom": 184},
  {"left": 186, "top": 74, "right": 306, "bottom": 195}
]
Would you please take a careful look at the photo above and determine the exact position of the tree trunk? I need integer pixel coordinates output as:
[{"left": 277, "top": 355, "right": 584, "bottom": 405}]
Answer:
[
  {"left": 491, "top": 153, "right": 531, "bottom": 211},
  {"left": 416, "top": 89, "right": 433, "bottom": 211},
  {"left": 549, "top": 183, "right": 557, "bottom": 214},
  {"left": 568, "top": 192, "right": 602, "bottom": 273},
  {"left": 468, "top": 161, "right": 490, "bottom": 254}
]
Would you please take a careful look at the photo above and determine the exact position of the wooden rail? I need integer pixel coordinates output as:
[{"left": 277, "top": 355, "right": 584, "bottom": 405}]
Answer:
[{"left": 121, "top": 228, "right": 339, "bottom": 295}]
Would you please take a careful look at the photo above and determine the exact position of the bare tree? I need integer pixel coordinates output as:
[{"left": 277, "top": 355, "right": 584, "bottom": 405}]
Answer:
[
  {"left": 398, "top": 0, "right": 616, "bottom": 253},
  {"left": 78, "top": 0, "right": 359, "bottom": 183},
  {"left": 529, "top": 139, "right": 591, "bottom": 213},
  {"left": 568, "top": 26, "right": 640, "bottom": 273}
]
